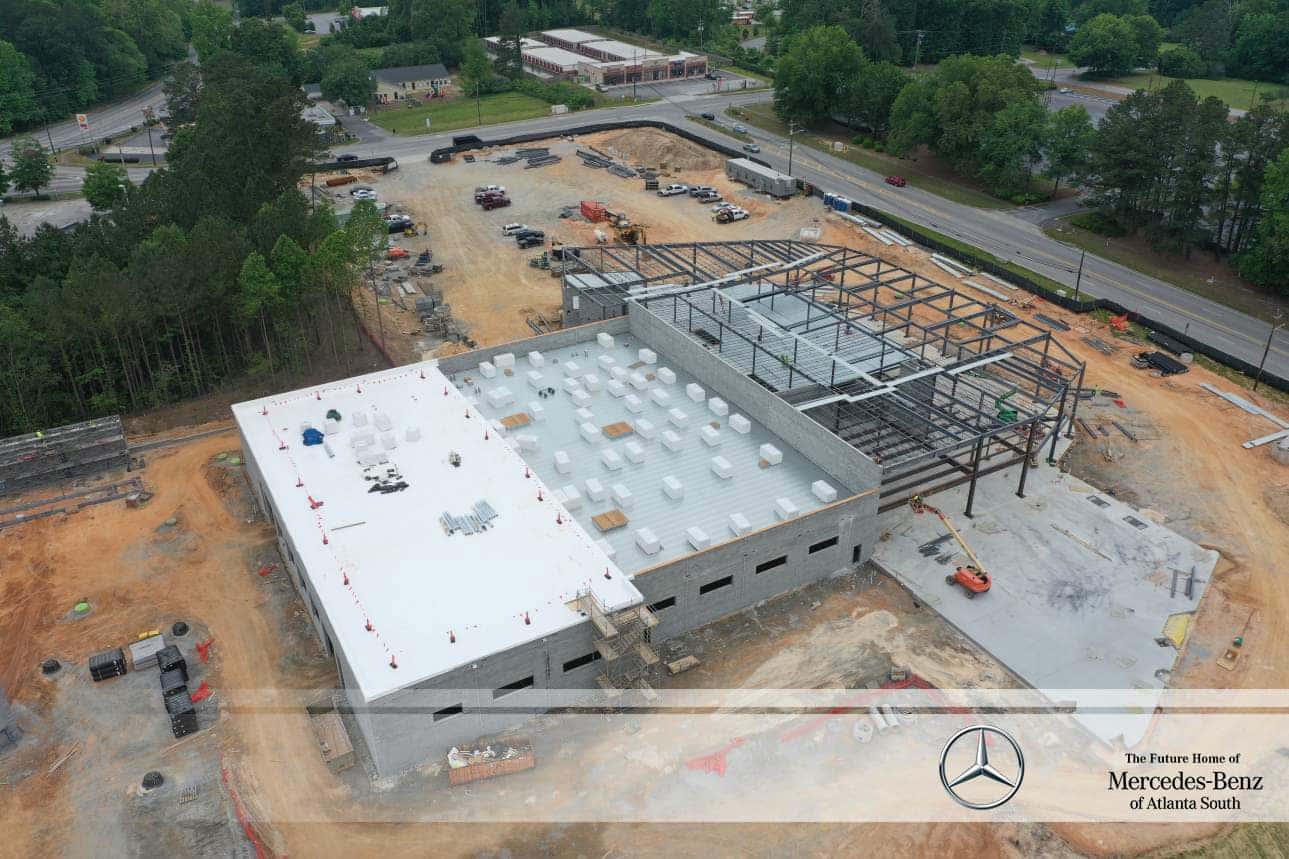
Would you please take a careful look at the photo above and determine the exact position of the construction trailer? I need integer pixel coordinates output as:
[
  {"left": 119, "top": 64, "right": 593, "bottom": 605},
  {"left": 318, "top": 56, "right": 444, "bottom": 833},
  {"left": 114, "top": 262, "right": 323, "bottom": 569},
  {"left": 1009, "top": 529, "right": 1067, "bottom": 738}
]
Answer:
[
  {"left": 234, "top": 310, "right": 879, "bottom": 775},
  {"left": 725, "top": 158, "right": 796, "bottom": 198},
  {"left": 0, "top": 416, "right": 130, "bottom": 497},
  {"left": 559, "top": 239, "right": 1085, "bottom": 512}
]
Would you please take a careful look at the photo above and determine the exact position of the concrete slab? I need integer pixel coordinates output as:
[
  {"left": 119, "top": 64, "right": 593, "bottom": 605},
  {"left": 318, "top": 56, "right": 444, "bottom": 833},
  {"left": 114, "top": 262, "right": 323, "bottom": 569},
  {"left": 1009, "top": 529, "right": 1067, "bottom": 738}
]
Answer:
[{"left": 872, "top": 440, "right": 1218, "bottom": 748}]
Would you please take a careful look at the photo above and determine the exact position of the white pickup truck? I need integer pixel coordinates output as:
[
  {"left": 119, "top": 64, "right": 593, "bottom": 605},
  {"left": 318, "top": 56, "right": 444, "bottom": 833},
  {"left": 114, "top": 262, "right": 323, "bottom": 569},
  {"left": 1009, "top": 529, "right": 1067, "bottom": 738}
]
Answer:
[
  {"left": 715, "top": 206, "right": 750, "bottom": 223},
  {"left": 657, "top": 183, "right": 689, "bottom": 197}
]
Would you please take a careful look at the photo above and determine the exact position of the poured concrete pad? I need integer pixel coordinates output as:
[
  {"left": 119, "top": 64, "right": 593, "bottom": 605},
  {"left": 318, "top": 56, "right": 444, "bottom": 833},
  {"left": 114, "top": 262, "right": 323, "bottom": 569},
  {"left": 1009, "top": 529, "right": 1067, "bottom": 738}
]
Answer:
[{"left": 873, "top": 441, "right": 1218, "bottom": 748}]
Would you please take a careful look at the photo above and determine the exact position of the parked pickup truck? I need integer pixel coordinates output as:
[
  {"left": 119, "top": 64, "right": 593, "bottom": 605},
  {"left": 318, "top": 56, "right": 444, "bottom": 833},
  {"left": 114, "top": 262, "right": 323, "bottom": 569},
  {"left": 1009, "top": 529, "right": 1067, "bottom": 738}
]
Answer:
[
  {"left": 480, "top": 195, "right": 511, "bottom": 210},
  {"left": 688, "top": 185, "right": 716, "bottom": 197},
  {"left": 500, "top": 223, "right": 529, "bottom": 236},
  {"left": 715, "top": 206, "right": 749, "bottom": 223},
  {"left": 657, "top": 183, "right": 689, "bottom": 197}
]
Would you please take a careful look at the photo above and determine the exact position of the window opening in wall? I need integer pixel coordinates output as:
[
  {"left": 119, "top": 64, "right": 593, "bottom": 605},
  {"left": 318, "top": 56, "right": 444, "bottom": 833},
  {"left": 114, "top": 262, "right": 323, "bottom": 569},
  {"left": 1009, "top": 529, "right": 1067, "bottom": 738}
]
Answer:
[
  {"left": 562, "top": 651, "right": 601, "bottom": 672},
  {"left": 648, "top": 596, "right": 676, "bottom": 612},
  {"left": 493, "top": 676, "right": 535, "bottom": 698},
  {"left": 755, "top": 555, "right": 787, "bottom": 574},
  {"left": 433, "top": 704, "right": 463, "bottom": 721},
  {"left": 699, "top": 575, "right": 733, "bottom": 595},
  {"left": 809, "top": 536, "right": 839, "bottom": 554},
  {"left": 853, "top": 544, "right": 863, "bottom": 564}
]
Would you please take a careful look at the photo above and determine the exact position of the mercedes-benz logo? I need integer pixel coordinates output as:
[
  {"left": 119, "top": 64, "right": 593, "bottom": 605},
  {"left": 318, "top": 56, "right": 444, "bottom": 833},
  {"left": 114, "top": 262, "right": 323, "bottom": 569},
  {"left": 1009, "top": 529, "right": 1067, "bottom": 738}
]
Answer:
[{"left": 939, "top": 725, "right": 1025, "bottom": 810}]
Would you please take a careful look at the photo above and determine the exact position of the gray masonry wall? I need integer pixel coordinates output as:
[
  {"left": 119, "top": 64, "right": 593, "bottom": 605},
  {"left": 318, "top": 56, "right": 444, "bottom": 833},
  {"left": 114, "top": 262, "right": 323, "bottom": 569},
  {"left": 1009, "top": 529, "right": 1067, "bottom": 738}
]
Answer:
[{"left": 436, "top": 316, "right": 629, "bottom": 376}]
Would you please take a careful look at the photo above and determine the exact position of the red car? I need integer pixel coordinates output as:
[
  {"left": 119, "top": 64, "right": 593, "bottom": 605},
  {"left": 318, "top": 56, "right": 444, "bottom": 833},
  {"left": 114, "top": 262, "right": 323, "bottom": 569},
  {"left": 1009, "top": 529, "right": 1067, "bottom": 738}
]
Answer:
[{"left": 885, "top": 175, "right": 907, "bottom": 188}]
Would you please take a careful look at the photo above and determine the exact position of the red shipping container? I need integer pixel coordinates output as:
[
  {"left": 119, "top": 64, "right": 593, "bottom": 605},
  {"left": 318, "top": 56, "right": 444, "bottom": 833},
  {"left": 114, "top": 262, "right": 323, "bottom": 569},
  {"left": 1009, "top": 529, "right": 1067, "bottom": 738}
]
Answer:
[{"left": 580, "top": 201, "right": 607, "bottom": 222}]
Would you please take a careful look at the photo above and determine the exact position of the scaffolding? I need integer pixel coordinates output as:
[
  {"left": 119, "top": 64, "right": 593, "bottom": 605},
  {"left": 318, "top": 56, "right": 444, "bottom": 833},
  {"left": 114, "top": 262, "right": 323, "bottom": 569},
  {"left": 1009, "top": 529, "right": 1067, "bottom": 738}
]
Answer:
[
  {"left": 562, "top": 240, "right": 1086, "bottom": 513},
  {"left": 0, "top": 416, "right": 130, "bottom": 497},
  {"left": 575, "top": 590, "right": 660, "bottom": 694}
]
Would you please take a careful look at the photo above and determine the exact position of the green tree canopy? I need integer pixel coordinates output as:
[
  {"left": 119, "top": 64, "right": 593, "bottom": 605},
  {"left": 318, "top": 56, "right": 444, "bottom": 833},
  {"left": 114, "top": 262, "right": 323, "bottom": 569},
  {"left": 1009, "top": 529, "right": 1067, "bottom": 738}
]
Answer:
[
  {"left": 773, "top": 25, "right": 866, "bottom": 125},
  {"left": 83, "top": 161, "right": 129, "bottom": 210}
]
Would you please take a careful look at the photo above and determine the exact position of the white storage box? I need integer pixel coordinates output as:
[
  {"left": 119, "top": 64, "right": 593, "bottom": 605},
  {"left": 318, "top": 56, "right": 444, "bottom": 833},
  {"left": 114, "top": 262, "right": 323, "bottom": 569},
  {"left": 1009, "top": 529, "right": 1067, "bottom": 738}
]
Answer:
[
  {"left": 515, "top": 433, "right": 538, "bottom": 451},
  {"left": 700, "top": 426, "right": 721, "bottom": 447},
  {"left": 579, "top": 422, "right": 603, "bottom": 445},
  {"left": 625, "top": 394, "right": 644, "bottom": 414},
  {"left": 485, "top": 386, "right": 514, "bottom": 408},
  {"left": 685, "top": 526, "right": 711, "bottom": 550},
  {"left": 479, "top": 360, "right": 497, "bottom": 378},
  {"left": 611, "top": 483, "right": 633, "bottom": 508},
  {"left": 554, "top": 450, "right": 572, "bottom": 474},
  {"left": 563, "top": 361, "right": 582, "bottom": 378},
  {"left": 661, "top": 429, "right": 683, "bottom": 451},
  {"left": 711, "top": 456, "right": 733, "bottom": 479},
  {"left": 729, "top": 512, "right": 751, "bottom": 536},
  {"left": 649, "top": 388, "right": 670, "bottom": 407},
  {"left": 708, "top": 397, "right": 728, "bottom": 416},
  {"left": 585, "top": 478, "right": 608, "bottom": 501},
  {"left": 560, "top": 485, "right": 583, "bottom": 509},
  {"left": 668, "top": 408, "right": 689, "bottom": 428},
  {"left": 759, "top": 443, "right": 783, "bottom": 465},
  {"left": 686, "top": 383, "right": 705, "bottom": 402},
  {"left": 571, "top": 389, "right": 592, "bottom": 408},
  {"left": 526, "top": 370, "right": 544, "bottom": 389},
  {"left": 662, "top": 475, "right": 684, "bottom": 499},
  {"left": 597, "top": 332, "right": 615, "bottom": 349},
  {"left": 638, "top": 348, "right": 657, "bottom": 365},
  {"left": 561, "top": 377, "right": 582, "bottom": 395},
  {"left": 528, "top": 401, "right": 545, "bottom": 422},
  {"left": 574, "top": 407, "right": 594, "bottom": 422},
  {"left": 601, "top": 448, "right": 624, "bottom": 470},
  {"left": 729, "top": 413, "right": 751, "bottom": 434},
  {"left": 597, "top": 354, "right": 616, "bottom": 371},
  {"left": 774, "top": 497, "right": 800, "bottom": 520},
  {"left": 527, "top": 350, "right": 545, "bottom": 367},
  {"left": 494, "top": 352, "right": 515, "bottom": 370},
  {"left": 610, "top": 365, "right": 629, "bottom": 382},
  {"left": 629, "top": 371, "right": 649, "bottom": 390},
  {"left": 635, "top": 527, "right": 661, "bottom": 555},
  {"left": 812, "top": 480, "right": 838, "bottom": 503},
  {"left": 607, "top": 379, "right": 628, "bottom": 398},
  {"left": 582, "top": 373, "right": 602, "bottom": 392},
  {"left": 657, "top": 367, "right": 677, "bottom": 385},
  {"left": 624, "top": 441, "right": 646, "bottom": 463}
]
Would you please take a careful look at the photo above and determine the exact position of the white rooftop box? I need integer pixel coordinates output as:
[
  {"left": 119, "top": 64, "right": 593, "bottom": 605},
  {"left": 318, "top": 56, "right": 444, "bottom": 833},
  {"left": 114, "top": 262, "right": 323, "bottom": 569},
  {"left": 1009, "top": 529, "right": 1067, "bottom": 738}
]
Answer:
[
  {"left": 657, "top": 367, "right": 676, "bottom": 385},
  {"left": 560, "top": 484, "right": 583, "bottom": 509},
  {"left": 607, "top": 379, "right": 627, "bottom": 398},
  {"left": 597, "top": 354, "right": 616, "bottom": 371},
  {"left": 583, "top": 373, "right": 602, "bottom": 392},
  {"left": 528, "top": 401, "right": 545, "bottom": 422},
  {"left": 490, "top": 419, "right": 506, "bottom": 436},
  {"left": 579, "top": 422, "right": 603, "bottom": 444},
  {"left": 708, "top": 397, "right": 728, "bottom": 416},
  {"left": 661, "top": 429, "right": 683, "bottom": 451},
  {"left": 624, "top": 440, "right": 646, "bottom": 463},
  {"left": 625, "top": 394, "right": 644, "bottom": 414},
  {"left": 380, "top": 432, "right": 397, "bottom": 450},
  {"left": 611, "top": 482, "right": 633, "bottom": 508},
  {"left": 774, "top": 497, "right": 800, "bottom": 520},
  {"left": 610, "top": 366, "right": 629, "bottom": 382},
  {"left": 352, "top": 412, "right": 369, "bottom": 428},
  {"left": 485, "top": 386, "right": 514, "bottom": 408},
  {"left": 638, "top": 348, "right": 657, "bottom": 365},
  {"left": 711, "top": 456, "right": 733, "bottom": 479},
  {"left": 571, "top": 389, "right": 592, "bottom": 408},
  {"left": 759, "top": 443, "right": 783, "bottom": 465},
  {"left": 729, "top": 413, "right": 751, "bottom": 434},
  {"left": 812, "top": 480, "right": 838, "bottom": 503},
  {"left": 494, "top": 352, "right": 516, "bottom": 369},
  {"left": 479, "top": 360, "right": 497, "bottom": 378},
  {"left": 729, "top": 512, "right": 751, "bottom": 536},
  {"left": 374, "top": 412, "right": 393, "bottom": 432},
  {"left": 601, "top": 448, "right": 624, "bottom": 470},
  {"left": 634, "top": 418, "right": 658, "bottom": 439},
  {"left": 585, "top": 477, "right": 608, "bottom": 501},
  {"left": 686, "top": 526, "right": 711, "bottom": 550},
  {"left": 526, "top": 370, "right": 544, "bottom": 389},
  {"left": 686, "top": 383, "right": 705, "bottom": 402},
  {"left": 562, "top": 377, "right": 582, "bottom": 394},
  {"left": 635, "top": 527, "right": 661, "bottom": 555},
  {"left": 563, "top": 360, "right": 582, "bottom": 378},
  {"left": 554, "top": 450, "right": 572, "bottom": 473},
  {"left": 668, "top": 408, "right": 689, "bottom": 428},
  {"left": 515, "top": 433, "right": 538, "bottom": 451},
  {"left": 527, "top": 350, "right": 545, "bottom": 367},
  {"left": 649, "top": 388, "right": 670, "bottom": 407},
  {"left": 662, "top": 475, "right": 684, "bottom": 499},
  {"left": 596, "top": 538, "right": 616, "bottom": 560},
  {"left": 574, "top": 409, "right": 594, "bottom": 426},
  {"left": 629, "top": 371, "right": 649, "bottom": 390},
  {"left": 597, "top": 332, "right": 615, "bottom": 349},
  {"left": 700, "top": 425, "right": 721, "bottom": 447}
]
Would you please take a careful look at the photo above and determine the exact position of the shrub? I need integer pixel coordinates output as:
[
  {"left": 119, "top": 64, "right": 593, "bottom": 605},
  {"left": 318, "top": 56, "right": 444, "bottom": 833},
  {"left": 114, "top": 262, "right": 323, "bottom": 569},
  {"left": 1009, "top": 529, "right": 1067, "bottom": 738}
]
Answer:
[
  {"left": 1157, "top": 46, "right": 1208, "bottom": 79},
  {"left": 1070, "top": 210, "right": 1129, "bottom": 236}
]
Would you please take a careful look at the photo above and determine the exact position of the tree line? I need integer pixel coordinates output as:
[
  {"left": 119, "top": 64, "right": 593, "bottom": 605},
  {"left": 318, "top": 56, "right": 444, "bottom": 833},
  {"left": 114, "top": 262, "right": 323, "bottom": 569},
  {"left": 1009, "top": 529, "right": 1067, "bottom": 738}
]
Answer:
[{"left": 0, "top": 20, "right": 385, "bottom": 436}]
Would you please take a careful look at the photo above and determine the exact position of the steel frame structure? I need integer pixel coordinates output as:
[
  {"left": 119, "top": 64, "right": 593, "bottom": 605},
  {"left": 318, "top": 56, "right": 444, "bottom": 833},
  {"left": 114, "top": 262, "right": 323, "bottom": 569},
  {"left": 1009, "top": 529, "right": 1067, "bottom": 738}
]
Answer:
[{"left": 563, "top": 240, "right": 1086, "bottom": 514}]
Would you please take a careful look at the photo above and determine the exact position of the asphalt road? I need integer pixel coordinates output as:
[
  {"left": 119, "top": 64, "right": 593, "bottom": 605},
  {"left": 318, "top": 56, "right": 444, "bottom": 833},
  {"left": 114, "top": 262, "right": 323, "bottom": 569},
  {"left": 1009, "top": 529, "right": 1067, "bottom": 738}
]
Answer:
[{"left": 339, "top": 89, "right": 1289, "bottom": 380}]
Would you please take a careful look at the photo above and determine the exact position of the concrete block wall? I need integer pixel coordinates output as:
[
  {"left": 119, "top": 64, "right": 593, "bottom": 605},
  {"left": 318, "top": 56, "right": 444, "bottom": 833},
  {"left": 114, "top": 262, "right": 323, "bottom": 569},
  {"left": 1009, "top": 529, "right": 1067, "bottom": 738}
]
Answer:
[
  {"left": 628, "top": 302, "right": 882, "bottom": 493},
  {"left": 435, "top": 316, "right": 629, "bottom": 376}
]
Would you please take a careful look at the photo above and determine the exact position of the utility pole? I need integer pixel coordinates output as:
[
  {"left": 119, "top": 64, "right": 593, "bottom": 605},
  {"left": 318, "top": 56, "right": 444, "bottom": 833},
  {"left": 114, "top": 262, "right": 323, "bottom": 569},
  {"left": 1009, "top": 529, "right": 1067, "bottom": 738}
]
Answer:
[
  {"left": 1073, "top": 249, "right": 1085, "bottom": 303},
  {"left": 698, "top": 20, "right": 705, "bottom": 53},
  {"left": 787, "top": 121, "right": 799, "bottom": 176},
  {"left": 142, "top": 107, "right": 158, "bottom": 167},
  {"left": 1254, "top": 319, "right": 1284, "bottom": 392},
  {"left": 633, "top": 50, "right": 638, "bottom": 101}
]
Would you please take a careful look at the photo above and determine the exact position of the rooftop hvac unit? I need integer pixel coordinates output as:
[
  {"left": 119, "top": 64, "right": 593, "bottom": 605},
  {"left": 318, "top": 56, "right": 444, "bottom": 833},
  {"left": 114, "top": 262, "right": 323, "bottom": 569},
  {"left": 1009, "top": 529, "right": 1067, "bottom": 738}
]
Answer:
[
  {"left": 597, "top": 332, "right": 615, "bottom": 349},
  {"left": 607, "top": 380, "right": 628, "bottom": 398},
  {"left": 812, "top": 480, "right": 838, "bottom": 503},
  {"left": 579, "top": 422, "right": 603, "bottom": 445},
  {"left": 479, "top": 361, "right": 497, "bottom": 378},
  {"left": 708, "top": 397, "right": 728, "bottom": 416},
  {"left": 490, "top": 419, "right": 507, "bottom": 436},
  {"left": 635, "top": 527, "right": 661, "bottom": 554},
  {"left": 649, "top": 389, "right": 670, "bottom": 408},
  {"left": 638, "top": 348, "right": 657, "bottom": 365},
  {"left": 700, "top": 426, "right": 721, "bottom": 447},
  {"left": 583, "top": 374, "right": 603, "bottom": 392},
  {"left": 372, "top": 412, "right": 392, "bottom": 432},
  {"left": 774, "top": 497, "right": 800, "bottom": 520},
  {"left": 527, "top": 370, "right": 545, "bottom": 389},
  {"left": 634, "top": 418, "right": 658, "bottom": 439},
  {"left": 560, "top": 484, "right": 583, "bottom": 509},
  {"left": 516, "top": 433, "right": 538, "bottom": 451},
  {"left": 485, "top": 386, "right": 514, "bottom": 408},
  {"left": 597, "top": 354, "right": 616, "bottom": 371},
  {"left": 729, "top": 512, "right": 751, "bottom": 536},
  {"left": 686, "top": 526, "right": 711, "bottom": 550},
  {"left": 324, "top": 417, "right": 342, "bottom": 435},
  {"left": 494, "top": 352, "right": 516, "bottom": 370},
  {"left": 625, "top": 394, "right": 644, "bottom": 414},
  {"left": 668, "top": 408, "right": 689, "bottom": 428},
  {"left": 585, "top": 477, "right": 608, "bottom": 501},
  {"left": 663, "top": 475, "right": 684, "bottom": 499},
  {"left": 575, "top": 407, "right": 594, "bottom": 422},
  {"left": 596, "top": 538, "right": 616, "bottom": 560},
  {"left": 711, "top": 456, "right": 734, "bottom": 479},
  {"left": 657, "top": 367, "right": 677, "bottom": 385},
  {"left": 352, "top": 412, "right": 369, "bottom": 428},
  {"left": 610, "top": 366, "right": 630, "bottom": 383},
  {"left": 405, "top": 426, "right": 422, "bottom": 443},
  {"left": 528, "top": 401, "right": 546, "bottom": 422},
  {"left": 611, "top": 482, "right": 633, "bottom": 508},
  {"left": 572, "top": 390, "right": 593, "bottom": 409},
  {"left": 563, "top": 361, "right": 582, "bottom": 378},
  {"left": 562, "top": 377, "right": 582, "bottom": 394},
  {"left": 729, "top": 414, "right": 751, "bottom": 434},
  {"left": 554, "top": 450, "right": 572, "bottom": 473},
  {"left": 759, "top": 443, "right": 783, "bottom": 465},
  {"left": 527, "top": 350, "right": 545, "bottom": 367},
  {"left": 624, "top": 441, "right": 646, "bottom": 463},
  {"left": 351, "top": 431, "right": 375, "bottom": 450},
  {"left": 686, "top": 383, "right": 705, "bottom": 403},
  {"left": 601, "top": 448, "right": 624, "bottom": 470},
  {"left": 661, "top": 430, "right": 683, "bottom": 451},
  {"left": 629, "top": 372, "right": 649, "bottom": 390}
]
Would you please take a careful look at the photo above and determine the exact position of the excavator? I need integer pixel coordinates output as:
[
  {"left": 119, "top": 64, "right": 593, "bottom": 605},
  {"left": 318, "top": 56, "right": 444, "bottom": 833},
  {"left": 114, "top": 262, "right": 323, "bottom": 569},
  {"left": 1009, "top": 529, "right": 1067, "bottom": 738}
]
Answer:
[{"left": 910, "top": 496, "right": 991, "bottom": 598}]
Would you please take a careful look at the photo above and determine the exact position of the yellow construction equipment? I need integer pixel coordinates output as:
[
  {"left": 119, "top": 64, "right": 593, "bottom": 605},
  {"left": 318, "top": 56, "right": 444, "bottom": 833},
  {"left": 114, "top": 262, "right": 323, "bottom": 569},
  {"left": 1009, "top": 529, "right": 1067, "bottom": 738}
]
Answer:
[
  {"left": 910, "top": 496, "right": 991, "bottom": 598},
  {"left": 616, "top": 223, "right": 647, "bottom": 245}
]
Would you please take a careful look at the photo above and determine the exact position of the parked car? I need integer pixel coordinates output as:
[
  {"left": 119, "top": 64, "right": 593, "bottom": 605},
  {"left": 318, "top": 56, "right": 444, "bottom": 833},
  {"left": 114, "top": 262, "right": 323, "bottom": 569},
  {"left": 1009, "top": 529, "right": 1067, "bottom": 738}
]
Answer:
[
  {"left": 885, "top": 175, "right": 907, "bottom": 187},
  {"left": 352, "top": 189, "right": 378, "bottom": 201},
  {"left": 385, "top": 214, "right": 413, "bottom": 233},
  {"left": 481, "top": 195, "right": 511, "bottom": 210},
  {"left": 742, "top": 143, "right": 760, "bottom": 153},
  {"left": 715, "top": 206, "right": 749, "bottom": 223},
  {"left": 516, "top": 235, "right": 544, "bottom": 249},
  {"left": 387, "top": 247, "right": 410, "bottom": 260},
  {"left": 501, "top": 223, "right": 529, "bottom": 236},
  {"left": 475, "top": 188, "right": 507, "bottom": 204},
  {"left": 349, "top": 185, "right": 373, "bottom": 195},
  {"left": 474, "top": 184, "right": 505, "bottom": 194},
  {"left": 1058, "top": 87, "right": 1072, "bottom": 94},
  {"left": 336, "top": 153, "right": 359, "bottom": 163},
  {"left": 695, "top": 192, "right": 722, "bottom": 204},
  {"left": 711, "top": 201, "right": 735, "bottom": 213},
  {"left": 657, "top": 183, "right": 689, "bottom": 197},
  {"left": 733, "top": 124, "right": 747, "bottom": 133},
  {"left": 700, "top": 112, "right": 716, "bottom": 120},
  {"left": 688, "top": 185, "right": 716, "bottom": 197},
  {"left": 514, "top": 229, "right": 545, "bottom": 241}
]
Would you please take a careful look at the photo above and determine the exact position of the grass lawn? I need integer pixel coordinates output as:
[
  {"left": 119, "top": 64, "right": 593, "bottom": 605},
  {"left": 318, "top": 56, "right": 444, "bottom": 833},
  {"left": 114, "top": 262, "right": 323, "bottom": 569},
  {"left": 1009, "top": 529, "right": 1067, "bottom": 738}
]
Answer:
[
  {"left": 1020, "top": 48, "right": 1073, "bottom": 69},
  {"left": 1103, "top": 73, "right": 1289, "bottom": 111},
  {"left": 723, "top": 65, "right": 773, "bottom": 85},
  {"left": 729, "top": 103, "right": 1014, "bottom": 210},
  {"left": 1044, "top": 215, "right": 1289, "bottom": 324},
  {"left": 369, "top": 93, "right": 556, "bottom": 135}
]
